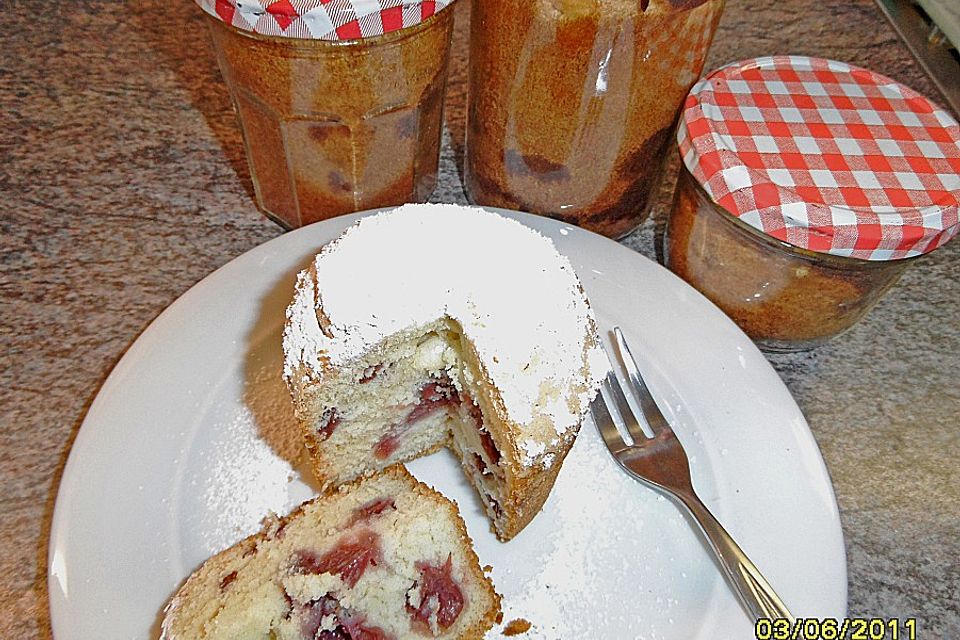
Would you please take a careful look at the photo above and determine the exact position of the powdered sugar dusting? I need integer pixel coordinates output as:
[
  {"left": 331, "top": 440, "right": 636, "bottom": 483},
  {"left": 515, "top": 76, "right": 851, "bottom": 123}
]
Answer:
[
  {"left": 284, "top": 269, "right": 328, "bottom": 381},
  {"left": 193, "top": 358, "right": 311, "bottom": 554},
  {"left": 283, "top": 204, "right": 606, "bottom": 466},
  {"left": 198, "top": 402, "right": 294, "bottom": 551},
  {"left": 490, "top": 431, "right": 633, "bottom": 637},
  {"left": 484, "top": 425, "right": 693, "bottom": 639}
]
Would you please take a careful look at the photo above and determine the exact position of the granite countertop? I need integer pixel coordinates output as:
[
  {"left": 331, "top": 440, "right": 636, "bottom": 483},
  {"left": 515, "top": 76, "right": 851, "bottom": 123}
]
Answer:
[{"left": 1, "top": 0, "right": 958, "bottom": 637}]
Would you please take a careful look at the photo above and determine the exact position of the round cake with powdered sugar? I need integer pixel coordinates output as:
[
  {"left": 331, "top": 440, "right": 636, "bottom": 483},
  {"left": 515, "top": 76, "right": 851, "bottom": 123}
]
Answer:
[{"left": 283, "top": 204, "right": 607, "bottom": 540}]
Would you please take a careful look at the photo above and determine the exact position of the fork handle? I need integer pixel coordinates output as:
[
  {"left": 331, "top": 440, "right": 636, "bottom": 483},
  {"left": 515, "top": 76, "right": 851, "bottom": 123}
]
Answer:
[{"left": 677, "top": 491, "right": 794, "bottom": 622}]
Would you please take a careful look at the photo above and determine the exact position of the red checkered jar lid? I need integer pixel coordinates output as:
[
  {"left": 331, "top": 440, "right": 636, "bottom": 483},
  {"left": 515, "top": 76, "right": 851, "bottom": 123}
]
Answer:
[
  {"left": 678, "top": 56, "right": 960, "bottom": 260},
  {"left": 197, "top": 0, "right": 454, "bottom": 41}
]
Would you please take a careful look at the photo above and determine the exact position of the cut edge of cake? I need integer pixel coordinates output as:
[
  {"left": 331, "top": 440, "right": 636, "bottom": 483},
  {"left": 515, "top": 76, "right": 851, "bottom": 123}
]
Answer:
[
  {"left": 283, "top": 205, "right": 608, "bottom": 541},
  {"left": 160, "top": 465, "right": 501, "bottom": 640}
]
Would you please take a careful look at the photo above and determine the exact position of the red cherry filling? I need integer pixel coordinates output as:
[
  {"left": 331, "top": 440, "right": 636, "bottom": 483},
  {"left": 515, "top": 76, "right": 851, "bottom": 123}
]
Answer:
[
  {"left": 292, "top": 529, "right": 382, "bottom": 588},
  {"left": 485, "top": 491, "right": 504, "bottom": 518},
  {"left": 464, "top": 395, "right": 483, "bottom": 428},
  {"left": 359, "top": 363, "right": 386, "bottom": 383},
  {"left": 374, "top": 377, "right": 459, "bottom": 460},
  {"left": 407, "top": 555, "right": 464, "bottom": 633},
  {"left": 348, "top": 497, "right": 397, "bottom": 527},
  {"left": 297, "top": 594, "right": 341, "bottom": 638},
  {"left": 356, "top": 497, "right": 396, "bottom": 519},
  {"left": 295, "top": 594, "right": 395, "bottom": 640},
  {"left": 473, "top": 453, "right": 488, "bottom": 475},
  {"left": 463, "top": 393, "right": 502, "bottom": 467},
  {"left": 218, "top": 571, "right": 237, "bottom": 590},
  {"left": 405, "top": 378, "right": 459, "bottom": 424},
  {"left": 478, "top": 429, "right": 501, "bottom": 466},
  {"left": 318, "top": 408, "right": 341, "bottom": 440},
  {"left": 342, "top": 616, "right": 393, "bottom": 640},
  {"left": 373, "top": 433, "right": 401, "bottom": 461}
]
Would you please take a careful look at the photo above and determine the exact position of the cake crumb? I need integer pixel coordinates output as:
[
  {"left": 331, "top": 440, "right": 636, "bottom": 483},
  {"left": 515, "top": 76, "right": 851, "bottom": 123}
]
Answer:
[
  {"left": 503, "top": 618, "right": 533, "bottom": 635},
  {"left": 483, "top": 564, "right": 494, "bottom": 573}
]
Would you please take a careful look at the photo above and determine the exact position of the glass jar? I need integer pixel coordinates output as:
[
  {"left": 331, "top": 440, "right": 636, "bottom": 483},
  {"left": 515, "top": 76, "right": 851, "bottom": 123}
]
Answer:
[
  {"left": 465, "top": 0, "right": 725, "bottom": 238},
  {"left": 667, "top": 56, "right": 960, "bottom": 352},
  {"left": 206, "top": 10, "right": 454, "bottom": 228},
  {"left": 666, "top": 166, "right": 916, "bottom": 352}
]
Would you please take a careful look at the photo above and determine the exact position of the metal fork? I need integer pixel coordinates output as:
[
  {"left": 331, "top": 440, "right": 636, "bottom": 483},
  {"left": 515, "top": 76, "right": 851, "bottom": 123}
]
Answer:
[{"left": 591, "top": 327, "right": 794, "bottom": 622}]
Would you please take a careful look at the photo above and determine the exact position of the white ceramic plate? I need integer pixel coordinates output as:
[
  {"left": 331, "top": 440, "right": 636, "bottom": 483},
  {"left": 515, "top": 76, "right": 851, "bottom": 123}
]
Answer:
[{"left": 49, "top": 209, "right": 846, "bottom": 640}]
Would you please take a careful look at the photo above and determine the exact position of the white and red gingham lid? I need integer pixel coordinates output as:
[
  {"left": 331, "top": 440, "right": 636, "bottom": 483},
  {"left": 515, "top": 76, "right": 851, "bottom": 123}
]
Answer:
[
  {"left": 678, "top": 55, "right": 960, "bottom": 260},
  {"left": 198, "top": 0, "right": 454, "bottom": 41}
]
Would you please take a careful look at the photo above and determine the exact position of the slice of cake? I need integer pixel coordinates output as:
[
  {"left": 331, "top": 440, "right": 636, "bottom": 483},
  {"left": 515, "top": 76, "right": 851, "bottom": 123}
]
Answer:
[
  {"left": 161, "top": 466, "right": 500, "bottom": 640},
  {"left": 283, "top": 204, "right": 607, "bottom": 540}
]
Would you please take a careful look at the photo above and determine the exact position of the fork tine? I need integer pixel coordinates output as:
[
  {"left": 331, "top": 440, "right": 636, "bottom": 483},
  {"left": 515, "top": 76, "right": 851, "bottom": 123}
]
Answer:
[
  {"left": 590, "top": 381, "right": 626, "bottom": 452},
  {"left": 604, "top": 369, "right": 649, "bottom": 443},
  {"left": 613, "top": 327, "right": 673, "bottom": 435}
]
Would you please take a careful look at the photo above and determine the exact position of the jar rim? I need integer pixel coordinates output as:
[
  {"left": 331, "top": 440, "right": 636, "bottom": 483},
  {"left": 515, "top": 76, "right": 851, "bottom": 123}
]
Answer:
[{"left": 678, "top": 165, "right": 926, "bottom": 267}]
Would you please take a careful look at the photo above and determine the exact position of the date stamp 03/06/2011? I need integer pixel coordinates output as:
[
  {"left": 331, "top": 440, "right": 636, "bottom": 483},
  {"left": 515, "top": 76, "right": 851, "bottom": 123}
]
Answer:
[{"left": 755, "top": 618, "right": 919, "bottom": 640}]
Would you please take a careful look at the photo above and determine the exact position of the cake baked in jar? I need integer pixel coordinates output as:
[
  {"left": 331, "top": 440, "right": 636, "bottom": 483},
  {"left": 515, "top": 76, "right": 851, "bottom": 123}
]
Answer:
[
  {"left": 465, "top": 0, "right": 725, "bottom": 238},
  {"left": 283, "top": 204, "right": 607, "bottom": 540},
  {"left": 666, "top": 56, "right": 960, "bottom": 351},
  {"left": 198, "top": 0, "right": 456, "bottom": 228}
]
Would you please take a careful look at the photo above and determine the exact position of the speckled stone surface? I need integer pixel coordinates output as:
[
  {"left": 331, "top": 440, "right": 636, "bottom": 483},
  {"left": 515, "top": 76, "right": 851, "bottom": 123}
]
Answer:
[{"left": 1, "top": 0, "right": 958, "bottom": 638}]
